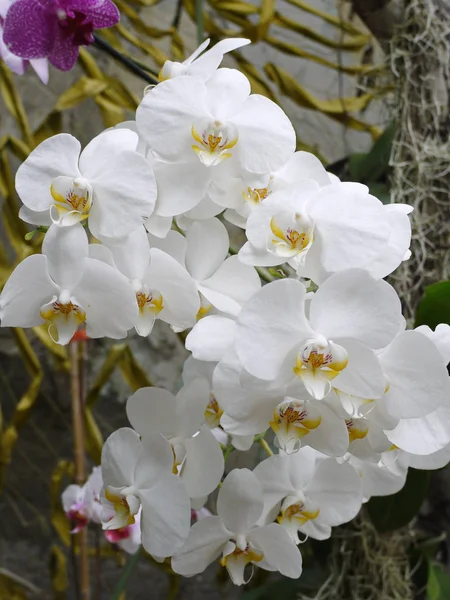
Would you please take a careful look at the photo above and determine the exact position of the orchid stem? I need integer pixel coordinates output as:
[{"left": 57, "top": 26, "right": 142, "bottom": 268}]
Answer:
[
  {"left": 70, "top": 341, "right": 90, "bottom": 600},
  {"left": 111, "top": 548, "right": 142, "bottom": 600},
  {"left": 167, "top": 573, "right": 180, "bottom": 600},
  {"left": 259, "top": 438, "right": 273, "bottom": 457},
  {"left": 195, "top": 0, "right": 204, "bottom": 45},
  {"left": 92, "top": 34, "right": 158, "bottom": 85}
]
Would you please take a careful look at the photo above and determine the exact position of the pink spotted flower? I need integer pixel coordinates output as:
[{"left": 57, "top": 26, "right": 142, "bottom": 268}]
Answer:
[{"left": 3, "top": 0, "right": 120, "bottom": 71}]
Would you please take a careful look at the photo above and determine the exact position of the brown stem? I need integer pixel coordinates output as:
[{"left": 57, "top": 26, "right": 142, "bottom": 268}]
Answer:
[{"left": 70, "top": 341, "right": 90, "bottom": 600}]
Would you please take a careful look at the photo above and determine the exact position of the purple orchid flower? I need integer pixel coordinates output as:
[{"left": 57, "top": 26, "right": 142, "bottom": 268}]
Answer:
[{"left": 3, "top": 0, "right": 120, "bottom": 71}]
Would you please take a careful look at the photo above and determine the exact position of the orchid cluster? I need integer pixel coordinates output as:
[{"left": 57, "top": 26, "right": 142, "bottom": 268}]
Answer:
[{"left": 2, "top": 37, "right": 450, "bottom": 587}]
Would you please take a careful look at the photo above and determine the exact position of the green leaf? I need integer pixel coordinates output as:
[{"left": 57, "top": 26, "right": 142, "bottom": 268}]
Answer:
[
  {"left": 415, "top": 281, "right": 450, "bottom": 329},
  {"left": 348, "top": 123, "right": 395, "bottom": 183},
  {"left": 348, "top": 152, "right": 367, "bottom": 181},
  {"left": 241, "top": 566, "right": 329, "bottom": 599},
  {"left": 368, "top": 182, "right": 390, "bottom": 204},
  {"left": 428, "top": 562, "right": 450, "bottom": 600},
  {"left": 242, "top": 580, "right": 300, "bottom": 600},
  {"left": 367, "top": 468, "right": 429, "bottom": 532}
]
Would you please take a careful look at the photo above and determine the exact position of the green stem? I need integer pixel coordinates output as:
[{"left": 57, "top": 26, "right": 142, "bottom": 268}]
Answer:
[
  {"left": 111, "top": 549, "right": 142, "bottom": 600},
  {"left": 195, "top": 0, "right": 204, "bottom": 46}
]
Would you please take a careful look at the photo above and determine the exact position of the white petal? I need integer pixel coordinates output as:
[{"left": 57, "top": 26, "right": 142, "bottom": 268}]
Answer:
[
  {"left": 186, "top": 315, "right": 236, "bottom": 362},
  {"left": 406, "top": 445, "right": 450, "bottom": 470},
  {"left": 144, "top": 248, "right": 199, "bottom": 330},
  {"left": 19, "top": 205, "right": 52, "bottom": 226},
  {"left": 182, "top": 355, "right": 215, "bottom": 386},
  {"left": 184, "top": 195, "right": 223, "bottom": 220},
  {"left": 217, "top": 469, "right": 264, "bottom": 534},
  {"left": 309, "top": 270, "right": 402, "bottom": 349},
  {"left": 171, "top": 516, "right": 230, "bottom": 576},
  {"left": 16, "top": 133, "right": 81, "bottom": 212},
  {"left": 366, "top": 204, "right": 412, "bottom": 278},
  {"left": 385, "top": 405, "right": 450, "bottom": 455},
  {"left": 188, "top": 38, "right": 250, "bottom": 79},
  {"left": 185, "top": 218, "right": 229, "bottom": 281},
  {"left": 206, "top": 68, "right": 250, "bottom": 121},
  {"left": 136, "top": 76, "right": 207, "bottom": 160},
  {"left": 177, "top": 379, "right": 211, "bottom": 438},
  {"left": 42, "top": 223, "right": 88, "bottom": 290},
  {"left": 74, "top": 259, "right": 137, "bottom": 339},
  {"left": 0, "top": 255, "right": 56, "bottom": 327},
  {"left": 253, "top": 454, "right": 297, "bottom": 512},
  {"left": 277, "top": 151, "right": 331, "bottom": 187},
  {"left": 88, "top": 243, "right": 115, "bottom": 267},
  {"left": 153, "top": 160, "right": 210, "bottom": 217},
  {"left": 87, "top": 146, "right": 156, "bottom": 239},
  {"left": 139, "top": 473, "right": 191, "bottom": 556},
  {"left": 350, "top": 457, "right": 407, "bottom": 500},
  {"left": 182, "top": 426, "right": 224, "bottom": 497},
  {"left": 304, "top": 401, "right": 350, "bottom": 457},
  {"left": 148, "top": 230, "right": 187, "bottom": 266},
  {"left": 333, "top": 340, "right": 386, "bottom": 399},
  {"left": 126, "top": 387, "right": 178, "bottom": 438},
  {"left": 133, "top": 433, "right": 176, "bottom": 488},
  {"left": 379, "top": 330, "right": 450, "bottom": 418},
  {"left": 306, "top": 459, "right": 362, "bottom": 526},
  {"left": 199, "top": 256, "right": 260, "bottom": 317},
  {"left": 144, "top": 212, "right": 173, "bottom": 238},
  {"left": 307, "top": 183, "right": 390, "bottom": 274},
  {"left": 233, "top": 95, "right": 296, "bottom": 174},
  {"left": 101, "top": 428, "right": 141, "bottom": 488},
  {"left": 415, "top": 323, "right": 450, "bottom": 365},
  {"left": 231, "top": 434, "right": 254, "bottom": 451},
  {"left": 101, "top": 225, "right": 150, "bottom": 282},
  {"left": 62, "top": 484, "right": 83, "bottom": 513},
  {"left": 238, "top": 241, "right": 288, "bottom": 267},
  {"left": 248, "top": 523, "right": 302, "bottom": 579},
  {"left": 79, "top": 129, "right": 140, "bottom": 175},
  {"left": 220, "top": 410, "right": 271, "bottom": 438},
  {"left": 235, "top": 279, "right": 314, "bottom": 380}
]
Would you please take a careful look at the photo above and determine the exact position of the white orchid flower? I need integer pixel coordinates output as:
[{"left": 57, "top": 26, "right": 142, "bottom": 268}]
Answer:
[
  {"left": 151, "top": 218, "right": 260, "bottom": 318},
  {"left": 158, "top": 37, "right": 250, "bottom": 81},
  {"left": 213, "top": 349, "right": 349, "bottom": 456},
  {"left": 100, "top": 428, "right": 190, "bottom": 557},
  {"left": 172, "top": 469, "right": 302, "bottom": 585},
  {"left": 90, "top": 226, "right": 200, "bottom": 336},
  {"left": 136, "top": 68, "right": 295, "bottom": 216},
  {"left": 0, "top": 224, "right": 137, "bottom": 344},
  {"left": 16, "top": 130, "right": 156, "bottom": 239},
  {"left": 126, "top": 379, "right": 224, "bottom": 498},
  {"left": 235, "top": 270, "right": 402, "bottom": 400},
  {"left": 62, "top": 466, "right": 103, "bottom": 532},
  {"left": 211, "top": 150, "right": 333, "bottom": 228},
  {"left": 254, "top": 448, "right": 362, "bottom": 541},
  {"left": 239, "top": 182, "right": 412, "bottom": 283}
]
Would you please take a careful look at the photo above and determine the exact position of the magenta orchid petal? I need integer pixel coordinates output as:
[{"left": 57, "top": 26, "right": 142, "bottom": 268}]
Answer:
[
  {"left": 71, "top": 0, "right": 120, "bottom": 28},
  {"left": 3, "top": 0, "right": 54, "bottom": 59},
  {"left": 48, "top": 33, "right": 81, "bottom": 71}
]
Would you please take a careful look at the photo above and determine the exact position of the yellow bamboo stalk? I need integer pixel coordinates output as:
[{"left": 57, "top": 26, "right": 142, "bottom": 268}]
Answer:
[{"left": 70, "top": 342, "right": 90, "bottom": 600}]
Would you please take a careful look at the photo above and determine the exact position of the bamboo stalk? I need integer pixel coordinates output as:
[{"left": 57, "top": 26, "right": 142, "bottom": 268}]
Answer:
[{"left": 70, "top": 341, "right": 90, "bottom": 600}]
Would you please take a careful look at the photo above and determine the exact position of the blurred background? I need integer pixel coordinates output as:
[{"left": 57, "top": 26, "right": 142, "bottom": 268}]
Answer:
[{"left": 1, "top": 0, "right": 450, "bottom": 598}]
